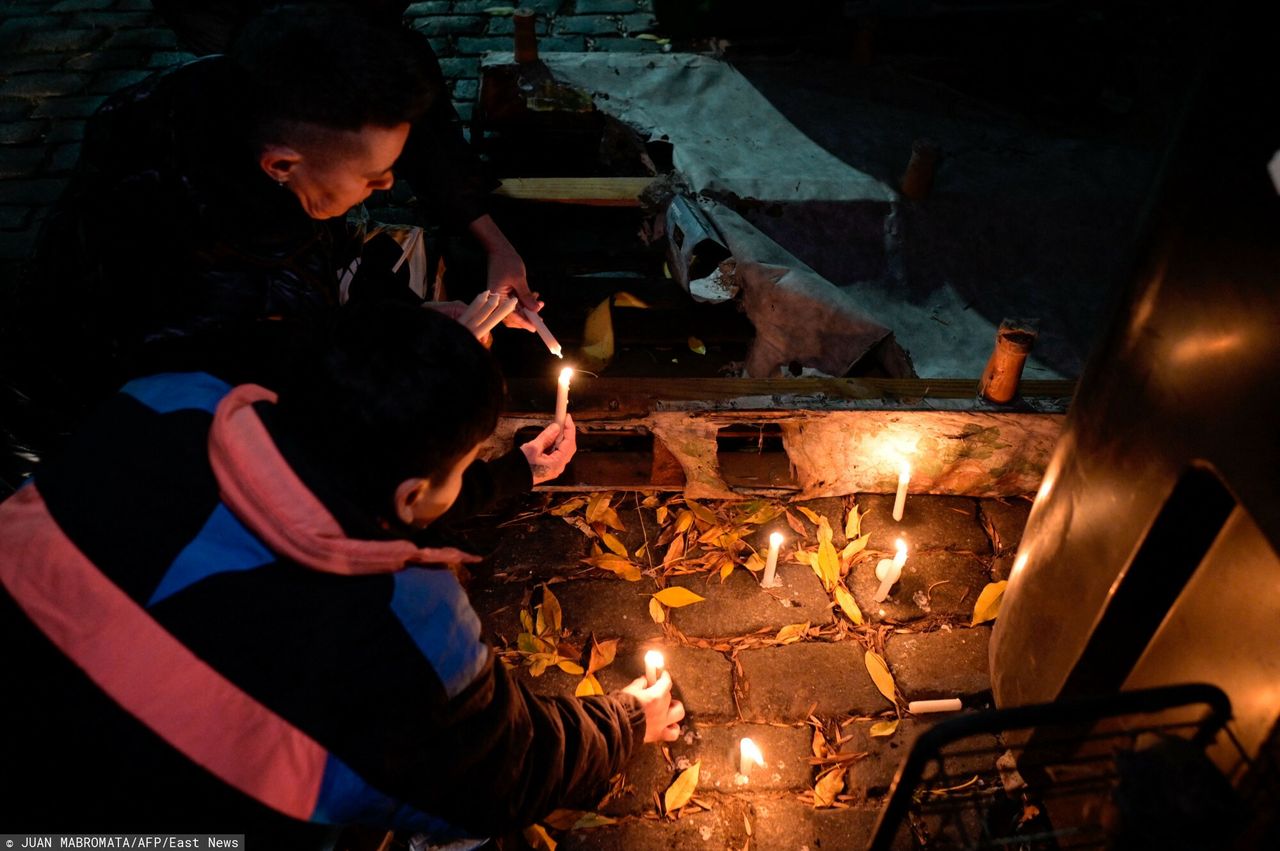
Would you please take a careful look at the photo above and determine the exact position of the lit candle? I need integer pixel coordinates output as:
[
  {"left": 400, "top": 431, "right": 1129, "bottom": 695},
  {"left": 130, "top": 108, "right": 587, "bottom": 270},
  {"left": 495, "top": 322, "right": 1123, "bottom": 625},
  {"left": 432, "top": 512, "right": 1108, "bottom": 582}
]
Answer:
[
  {"left": 644, "top": 649, "right": 665, "bottom": 687},
  {"left": 892, "top": 461, "right": 910, "bottom": 522},
  {"left": 554, "top": 367, "right": 573, "bottom": 429},
  {"left": 908, "top": 698, "right": 962, "bottom": 714},
  {"left": 874, "top": 539, "right": 907, "bottom": 602},
  {"left": 761, "top": 532, "right": 784, "bottom": 588},
  {"left": 522, "top": 307, "right": 563, "bottom": 358},
  {"left": 738, "top": 737, "right": 764, "bottom": 777}
]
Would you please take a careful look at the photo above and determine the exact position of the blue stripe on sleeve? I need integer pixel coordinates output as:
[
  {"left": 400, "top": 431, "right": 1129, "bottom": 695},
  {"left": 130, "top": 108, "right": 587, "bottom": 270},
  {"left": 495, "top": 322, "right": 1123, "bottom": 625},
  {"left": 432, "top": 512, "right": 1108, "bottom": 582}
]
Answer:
[
  {"left": 148, "top": 503, "right": 275, "bottom": 605},
  {"left": 389, "top": 567, "right": 488, "bottom": 699},
  {"left": 121, "top": 372, "right": 233, "bottom": 414},
  {"left": 312, "top": 753, "right": 478, "bottom": 838}
]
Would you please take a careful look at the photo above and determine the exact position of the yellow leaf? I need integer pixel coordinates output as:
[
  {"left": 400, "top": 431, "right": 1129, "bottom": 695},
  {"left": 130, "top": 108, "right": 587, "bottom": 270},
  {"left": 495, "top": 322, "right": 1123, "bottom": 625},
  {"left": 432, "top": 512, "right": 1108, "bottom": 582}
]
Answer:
[
  {"left": 633, "top": 544, "right": 647, "bottom": 559},
  {"left": 864, "top": 650, "right": 898, "bottom": 705},
  {"left": 523, "top": 824, "right": 557, "bottom": 851},
  {"left": 536, "top": 585, "right": 562, "bottom": 636},
  {"left": 797, "top": 506, "right": 824, "bottom": 526},
  {"left": 720, "top": 559, "right": 735, "bottom": 581},
  {"left": 575, "top": 674, "right": 604, "bottom": 696},
  {"left": 744, "top": 552, "right": 764, "bottom": 572},
  {"left": 664, "top": 761, "right": 701, "bottom": 813},
  {"left": 518, "top": 632, "right": 550, "bottom": 655},
  {"left": 662, "top": 261, "right": 672, "bottom": 279},
  {"left": 655, "top": 505, "right": 669, "bottom": 526},
  {"left": 674, "top": 509, "right": 694, "bottom": 533},
  {"left": 587, "top": 637, "right": 618, "bottom": 675},
  {"left": 649, "top": 597, "right": 666, "bottom": 623},
  {"left": 687, "top": 336, "right": 706, "bottom": 355},
  {"left": 686, "top": 500, "right": 718, "bottom": 527},
  {"left": 971, "top": 580, "right": 1009, "bottom": 626},
  {"left": 551, "top": 496, "right": 587, "bottom": 517},
  {"left": 815, "top": 532, "right": 840, "bottom": 593},
  {"left": 833, "top": 584, "right": 863, "bottom": 625},
  {"left": 662, "top": 534, "right": 686, "bottom": 566},
  {"left": 520, "top": 608, "right": 534, "bottom": 634},
  {"left": 557, "top": 660, "right": 585, "bottom": 675},
  {"left": 841, "top": 534, "right": 870, "bottom": 564},
  {"left": 569, "top": 812, "right": 616, "bottom": 829},
  {"left": 813, "top": 767, "right": 845, "bottom": 808},
  {"left": 870, "top": 718, "right": 900, "bottom": 738},
  {"left": 581, "top": 554, "right": 643, "bottom": 581},
  {"left": 580, "top": 297, "right": 615, "bottom": 371},
  {"left": 652, "top": 587, "right": 706, "bottom": 608},
  {"left": 585, "top": 492, "right": 611, "bottom": 524},
  {"left": 697, "top": 523, "right": 728, "bottom": 545},
  {"left": 613, "top": 291, "right": 650, "bottom": 308},
  {"left": 597, "top": 506, "right": 627, "bottom": 533},
  {"left": 845, "top": 505, "right": 861, "bottom": 539},
  {"left": 812, "top": 728, "right": 829, "bottom": 759},
  {"left": 775, "top": 622, "right": 809, "bottom": 644},
  {"left": 600, "top": 531, "right": 629, "bottom": 557}
]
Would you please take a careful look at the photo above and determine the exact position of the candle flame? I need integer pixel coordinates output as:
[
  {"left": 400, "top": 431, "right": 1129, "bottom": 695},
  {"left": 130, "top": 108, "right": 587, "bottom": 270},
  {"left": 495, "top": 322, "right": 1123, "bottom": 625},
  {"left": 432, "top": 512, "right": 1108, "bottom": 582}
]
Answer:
[
  {"left": 769, "top": 531, "right": 784, "bottom": 547},
  {"left": 895, "top": 539, "right": 907, "bottom": 557},
  {"left": 558, "top": 366, "right": 574, "bottom": 384},
  {"left": 644, "top": 649, "right": 665, "bottom": 670},
  {"left": 740, "top": 737, "right": 764, "bottom": 767}
]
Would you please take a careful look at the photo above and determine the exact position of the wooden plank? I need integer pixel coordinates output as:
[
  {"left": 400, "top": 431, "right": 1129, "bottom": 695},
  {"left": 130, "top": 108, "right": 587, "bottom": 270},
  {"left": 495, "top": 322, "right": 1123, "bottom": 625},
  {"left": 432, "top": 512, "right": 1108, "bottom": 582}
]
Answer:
[{"left": 492, "top": 177, "right": 653, "bottom": 206}]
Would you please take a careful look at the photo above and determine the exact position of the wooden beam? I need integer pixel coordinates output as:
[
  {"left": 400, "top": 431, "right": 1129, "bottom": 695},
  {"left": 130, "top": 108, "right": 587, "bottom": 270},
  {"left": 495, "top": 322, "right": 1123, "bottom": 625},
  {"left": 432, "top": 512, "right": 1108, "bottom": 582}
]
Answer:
[{"left": 492, "top": 177, "right": 654, "bottom": 206}]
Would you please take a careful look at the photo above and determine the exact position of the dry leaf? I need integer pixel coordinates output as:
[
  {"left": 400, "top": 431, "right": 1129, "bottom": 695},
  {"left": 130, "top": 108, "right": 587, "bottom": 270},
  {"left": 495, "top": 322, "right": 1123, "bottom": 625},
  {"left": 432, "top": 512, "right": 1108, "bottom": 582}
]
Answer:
[
  {"left": 562, "top": 515, "right": 597, "bottom": 540},
  {"left": 587, "top": 637, "right": 618, "bottom": 675},
  {"left": 575, "top": 674, "right": 604, "bottom": 696},
  {"left": 674, "top": 510, "right": 694, "bottom": 533},
  {"left": 841, "top": 534, "right": 870, "bottom": 564},
  {"left": 664, "top": 761, "right": 701, "bottom": 813},
  {"left": 869, "top": 718, "right": 900, "bottom": 738},
  {"left": 971, "top": 580, "right": 1009, "bottom": 625},
  {"left": 523, "top": 824, "right": 557, "bottom": 851},
  {"left": 775, "top": 622, "right": 810, "bottom": 644},
  {"left": 551, "top": 497, "right": 587, "bottom": 517},
  {"left": 785, "top": 510, "right": 807, "bottom": 537},
  {"left": 613, "top": 291, "right": 650, "bottom": 308},
  {"left": 557, "top": 660, "right": 585, "bottom": 676},
  {"left": 581, "top": 553, "right": 643, "bottom": 581},
  {"left": 719, "top": 559, "right": 735, "bottom": 581},
  {"left": 686, "top": 500, "right": 718, "bottom": 527},
  {"left": 539, "top": 585, "right": 562, "bottom": 635},
  {"left": 744, "top": 552, "right": 764, "bottom": 573},
  {"left": 812, "top": 728, "right": 830, "bottom": 759},
  {"left": 687, "top": 336, "right": 706, "bottom": 355},
  {"left": 844, "top": 505, "right": 861, "bottom": 539},
  {"left": 585, "top": 492, "right": 611, "bottom": 524},
  {"left": 864, "top": 650, "right": 898, "bottom": 705},
  {"left": 833, "top": 584, "right": 864, "bottom": 625},
  {"left": 655, "top": 505, "right": 669, "bottom": 526},
  {"left": 580, "top": 297, "right": 615, "bottom": 371},
  {"left": 813, "top": 767, "right": 845, "bottom": 808},
  {"left": 814, "top": 520, "right": 840, "bottom": 592},
  {"left": 663, "top": 534, "right": 686, "bottom": 566},
  {"left": 600, "top": 531, "right": 629, "bottom": 557},
  {"left": 543, "top": 809, "right": 615, "bottom": 830},
  {"left": 652, "top": 587, "right": 706, "bottom": 608},
  {"left": 797, "top": 506, "right": 824, "bottom": 526},
  {"left": 649, "top": 597, "right": 666, "bottom": 624}
]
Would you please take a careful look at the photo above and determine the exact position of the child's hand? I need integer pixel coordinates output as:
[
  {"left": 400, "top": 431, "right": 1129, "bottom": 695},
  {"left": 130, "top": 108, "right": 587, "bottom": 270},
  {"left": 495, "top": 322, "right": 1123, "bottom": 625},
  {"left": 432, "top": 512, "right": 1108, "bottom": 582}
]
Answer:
[
  {"left": 622, "top": 671, "right": 684, "bottom": 744},
  {"left": 519, "top": 416, "right": 577, "bottom": 485}
]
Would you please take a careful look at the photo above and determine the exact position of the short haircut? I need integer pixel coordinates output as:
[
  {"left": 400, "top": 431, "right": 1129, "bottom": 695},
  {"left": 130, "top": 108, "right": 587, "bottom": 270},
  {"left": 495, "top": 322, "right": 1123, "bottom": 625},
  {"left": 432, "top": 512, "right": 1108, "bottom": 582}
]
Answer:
[
  {"left": 230, "top": 3, "right": 437, "bottom": 141},
  {"left": 274, "top": 303, "right": 505, "bottom": 516}
]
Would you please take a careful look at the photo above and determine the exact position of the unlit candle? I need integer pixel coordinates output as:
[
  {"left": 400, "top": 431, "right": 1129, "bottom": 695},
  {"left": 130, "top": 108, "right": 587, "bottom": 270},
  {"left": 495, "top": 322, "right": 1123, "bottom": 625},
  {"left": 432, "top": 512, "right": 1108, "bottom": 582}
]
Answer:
[
  {"left": 908, "top": 698, "right": 962, "bottom": 714},
  {"left": 523, "top": 307, "right": 563, "bottom": 357},
  {"left": 643, "top": 649, "right": 665, "bottom": 687},
  {"left": 739, "top": 737, "right": 764, "bottom": 777},
  {"left": 554, "top": 367, "right": 573, "bottom": 429},
  {"left": 892, "top": 461, "right": 910, "bottom": 521},
  {"left": 761, "top": 532, "right": 784, "bottom": 588}
]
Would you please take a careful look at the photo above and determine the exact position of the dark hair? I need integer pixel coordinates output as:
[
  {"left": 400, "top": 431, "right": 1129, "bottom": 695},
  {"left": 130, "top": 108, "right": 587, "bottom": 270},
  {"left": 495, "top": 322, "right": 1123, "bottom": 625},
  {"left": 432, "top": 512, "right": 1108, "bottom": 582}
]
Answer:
[
  {"left": 274, "top": 302, "right": 504, "bottom": 515},
  {"left": 229, "top": 3, "right": 438, "bottom": 137}
]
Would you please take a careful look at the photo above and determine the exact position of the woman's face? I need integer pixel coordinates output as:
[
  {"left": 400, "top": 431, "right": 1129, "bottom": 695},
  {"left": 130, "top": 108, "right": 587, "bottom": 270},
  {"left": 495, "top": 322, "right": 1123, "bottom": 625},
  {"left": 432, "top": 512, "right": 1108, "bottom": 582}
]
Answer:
[{"left": 267, "top": 122, "right": 411, "bottom": 220}]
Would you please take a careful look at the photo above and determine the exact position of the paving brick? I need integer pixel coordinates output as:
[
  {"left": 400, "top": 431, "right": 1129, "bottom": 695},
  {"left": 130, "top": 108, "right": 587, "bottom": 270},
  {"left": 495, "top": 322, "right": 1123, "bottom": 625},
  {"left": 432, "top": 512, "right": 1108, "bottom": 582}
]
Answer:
[
  {"left": 49, "top": 0, "right": 116, "bottom": 11},
  {"left": 596, "top": 643, "right": 734, "bottom": 720},
  {"left": 464, "top": 512, "right": 592, "bottom": 585},
  {"left": 547, "top": 578, "right": 662, "bottom": 641},
  {"left": 413, "top": 15, "right": 486, "bottom": 37},
  {"left": 0, "top": 99, "right": 34, "bottom": 122},
  {"left": 620, "top": 12, "right": 657, "bottom": 32},
  {"left": 32, "top": 95, "right": 106, "bottom": 119},
  {"left": 857, "top": 493, "right": 990, "bottom": 553},
  {"left": 88, "top": 69, "right": 153, "bottom": 95},
  {"left": 751, "top": 798, "right": 887, "bottom": 851},
  {"left": 44, "top": 121, "right": 86, "bottom": 144},
  {"left": 0, "top": 17, "right": 60, "bottom": 37},
  {"left": 884, "top": 626, "right": 991, "bottom": 702},
  {"left": 978, "top": 496, "right": 1032, "bottom": 555},
  {"left": 0, "top": 147, "right": 47, "bottom": 179},
  {"left": 575, "top": 0, "right": 637, "bottom": 13},
  {"left": 0, "top": 72, "right": 88, "bottom": 98},
  {"left": 485, "top": 15, "right": 549, "bottom": 35},
  {"left": 438, "top": 56, "right": 481, "bottom": 78},
  {"left": 104, "top": 28, "right": 177, "bottom": 50},
  {"left": 679, "top": 723, "right": 813, "bottom": 792},
  {"left": 21, "top": 28, "right": 105, "bottom": 54},
  {"left": 0, "top": 225, "right": 40, "bottom": 259},
  {"left": 70, "top": 12, "right": 154, "bottom": 28},
  {"left": 454, "top": 36, "right": 512, "bottom": 55},
  {"left": 148, "top": 51, "right": 197, "bottom": 68},
  {"left": 561, "top": 805, "right": 736, "bottom": 849},
  {"left": 845, "top": 550, "right": 990, "bottom": 623},
  {"left": 589, "top": 36, "right": 662, "bottom": 52},
  {"left": 669, "top": 563, "right": 834, "bottom": 638},
  {"left": 48, "top": 141, "right": 82, "bottom": 173},
  {"left": 537, "top": 36, "right": 587, "bottom": 52},
  {"left": 451, "top": 78, "right": 479, "bottom": 102},
  {"left": 520, "top": 0, "right": 566, "bottom": 14},
  {"left": 0, "top": 122, "right": 46, "bottom": 146},
  {"left": 0, "top": 54, "right": 66, "bottom": 75},
  {"left": 738, "top": 642, "right": 889, "bottom": 721},
  {"left": 451, "top": 0, "right": 505, "bottom": 11},
  {"left": 0, "top": 178, "right": 64, "bottom": 207},
  {"left": 0, "top": 206, "right": 34, "bottom": 230},
  {"left": 66, "top": 48, "right": 148, "bottom": 71},
  {"left": 404, "top": 0, "right": 451, "bottom": 14},
  {"left": 554, "top": 15, "right": 619, "bottom": 35},
  {"left": 454, "top": 101, "right": 474, "bottom": 122},
  {"left": 116, "top": 0, "right": 157, "bottom": 9},
  {"left": 845, "top": 716, "right": 1000, "bottom": 801}
]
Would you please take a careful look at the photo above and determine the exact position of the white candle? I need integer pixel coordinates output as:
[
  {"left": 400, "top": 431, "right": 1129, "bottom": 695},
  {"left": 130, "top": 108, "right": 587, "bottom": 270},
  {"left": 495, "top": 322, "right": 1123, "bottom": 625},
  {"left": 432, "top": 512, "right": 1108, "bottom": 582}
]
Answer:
[
  {"left": 473, "top": 294, "right": 518, "bottom": 336},
  {"left": 523, "top": 307, "right": 563, "bottom": 358},
  {"left": 761, "top": 532, "right": 784, "bottom": 588},
  {"left": 644, "top": 649, "right": 665, "bottom": 687},
  {"left": 908, "top": 698, "right": 962, "bottom": 714},
  {"left": 893, "top": 538, "right": 908, "bottom": 570},
  {"left": 874, "top": 540, "right": 906, "bottom": 602},
  {"left": 738, "top": 737, "right": 764, "bottom": 777},
  {"left": 892, "top": 461, "right": 910, "bottom": 521},
  {"left": 554, "top": 367, "right": 573, "bottom": 429}
]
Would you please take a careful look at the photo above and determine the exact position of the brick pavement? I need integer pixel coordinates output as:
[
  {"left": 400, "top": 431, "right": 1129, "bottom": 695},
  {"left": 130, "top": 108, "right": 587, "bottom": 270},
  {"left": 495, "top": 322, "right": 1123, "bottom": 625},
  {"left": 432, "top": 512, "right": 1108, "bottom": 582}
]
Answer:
[{"left": 0, "top": 0, "right": 661, "bottom": 262}]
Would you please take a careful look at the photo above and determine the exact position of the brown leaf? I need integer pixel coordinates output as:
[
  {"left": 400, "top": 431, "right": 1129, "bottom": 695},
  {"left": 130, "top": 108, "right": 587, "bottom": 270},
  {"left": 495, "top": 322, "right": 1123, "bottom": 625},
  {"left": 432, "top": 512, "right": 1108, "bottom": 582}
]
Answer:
[
  {"left": 587, "top": 637, "right": 618, "bottom": 676},
  {"left": 581, "top": 553, "right": 643, "bottom": 581},
  {"left": 522, "top": 824, "right": 557, "bottom": 851},
  {"left": 719, "top": 559, "right": 736, "bottom": 582},
  {"left": 649, "top": 597, "right": 666, "bottom": 624},
  {"left": 864, "top": 650, "right": 898, "bottom": 705},
  {"left": 833, "top": 584, "right": 864, "bottom": 626},
  {"left": 686, "top": 500, "right": 719, "bottom": 527},
  {"left": 813, "top": 767, "right": 845, "bottom": 808},
  {"left": 550, "top": 497, "right": 587, "bottom": 517},
  {"left": 674, "top": 510, "right": 694, "bottom": 533},
  {"left": 812, "top": 728, "right": 830, "bottom": 759},
  {"left": 971, "top": 580, "right": 1008, "bottom": 626},
  {"left": 653, "top": 587, "right": 706, "bottom": 607},
  {"left": 664, "top": 761, "right": 701, "bottom": 814},
  {"left": 562, "top": 515, "right": 597, "bottom": 540},
  {"left": 613, "top": 291, "right": 650, "bottom": 308},
  {"left": 585, "top": 491, "right": 611, "bottom": 524},
  {"left": 785, "top": 510, "right": 808, "bottom": 537},
  {"left": 598, "top": 506, "right": 627, "bottom": 533},
  {"left": 687, "top": 336, "right": 706, "bottom": 355},
  {"left": 655, "top": 505, "right": 669, "bottom": 526},
  {"left": 663, "top": 534, "right": 686, "bottom": 566},
  {"left": 775, "top": 622, "right": 810, "bottom": 644},
  {"left": 538, "top": 585, "right": 562, "bottom": 635}
]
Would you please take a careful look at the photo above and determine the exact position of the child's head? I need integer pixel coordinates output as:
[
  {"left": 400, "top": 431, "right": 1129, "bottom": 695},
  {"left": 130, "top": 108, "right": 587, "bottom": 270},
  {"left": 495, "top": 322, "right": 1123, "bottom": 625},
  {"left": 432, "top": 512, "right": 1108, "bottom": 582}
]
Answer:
[{"left": 274, "top": 302, "right": 504, "bottom": 525}]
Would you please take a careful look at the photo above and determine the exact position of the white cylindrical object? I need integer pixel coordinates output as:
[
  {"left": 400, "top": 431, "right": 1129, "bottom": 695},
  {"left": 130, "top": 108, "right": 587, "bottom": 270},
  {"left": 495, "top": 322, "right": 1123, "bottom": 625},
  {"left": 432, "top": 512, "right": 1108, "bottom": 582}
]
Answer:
[
  {"left": 908, "top": 698, "right": 962, "bottom": 714},
  {"left": 643, "top": 649, "right": 664, "bottom": 687},
  {"left": 761, "top": 532, "right": 784, "bottom": 588},
  {"left": 873, "top": 558, "right": 900, "bottom": 602},
  {"left": 739, "top": 737, "right": 764, "bottom": 777},
  {"left": 554, "top": 367, "right": 573, "bottom": 429},
  {"left": 474, "top": 295, "right": 519, "bottom": 336},
  {"left": 524, "top": 307, "right": 563, "bottom": 357},
  {"left": 892, "top": 461, "right": 910, "bottom": 521},
  {"left": 893, "top": 538, "right": 908, "bottom": 570}
]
